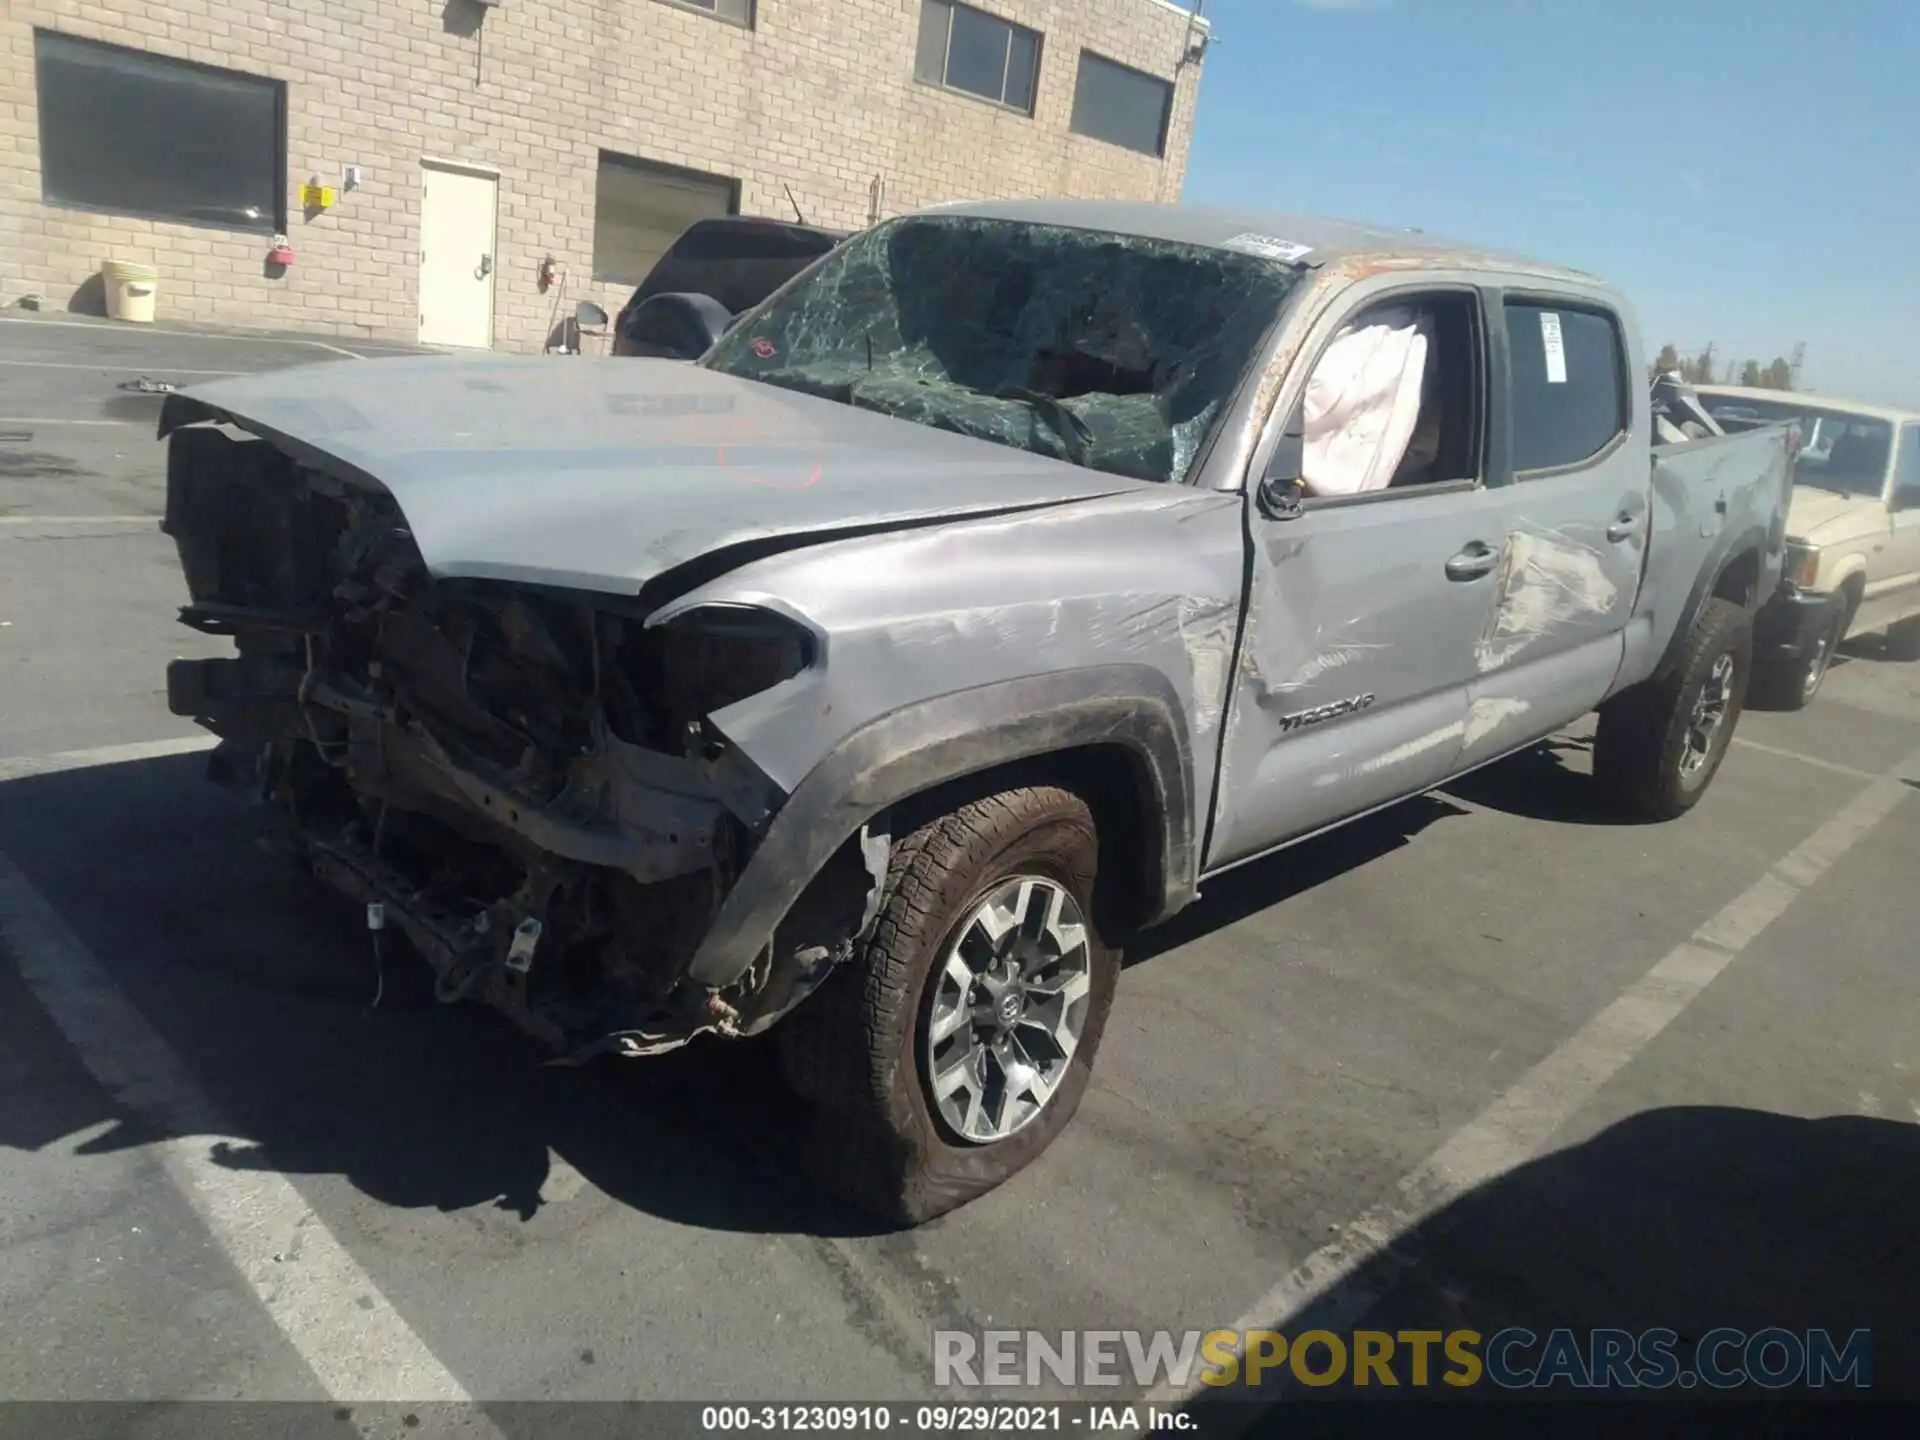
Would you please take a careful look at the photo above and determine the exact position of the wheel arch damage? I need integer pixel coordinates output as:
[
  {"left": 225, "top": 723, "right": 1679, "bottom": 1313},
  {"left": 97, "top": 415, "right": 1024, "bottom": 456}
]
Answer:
[{"left": 683, "top": 666, "right": 1198, "bottom": 987}]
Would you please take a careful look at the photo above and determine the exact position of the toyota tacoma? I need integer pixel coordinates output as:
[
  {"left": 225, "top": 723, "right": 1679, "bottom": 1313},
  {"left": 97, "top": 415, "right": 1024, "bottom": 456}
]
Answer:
[{"left": 159, "top": 200, "right": 1796, "bottom": 1222}]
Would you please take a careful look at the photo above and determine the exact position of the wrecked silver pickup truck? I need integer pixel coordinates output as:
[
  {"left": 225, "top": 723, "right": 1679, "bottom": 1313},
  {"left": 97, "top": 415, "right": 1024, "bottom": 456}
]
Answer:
[{"left": 159, "top": 200, "right": 1795, "bottom": 1222}]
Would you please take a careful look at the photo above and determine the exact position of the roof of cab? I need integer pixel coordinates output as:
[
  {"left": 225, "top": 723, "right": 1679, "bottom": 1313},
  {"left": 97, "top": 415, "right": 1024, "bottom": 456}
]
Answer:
[
  {"left": 908, "top": 197, "right": 1600, "bottom": 286},
  {"left": 1693, "top": 384, "right": 1920, "bottom": 425}
]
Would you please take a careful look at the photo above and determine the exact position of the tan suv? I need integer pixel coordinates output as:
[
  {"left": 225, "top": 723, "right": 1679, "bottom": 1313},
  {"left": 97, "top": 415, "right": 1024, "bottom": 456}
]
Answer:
[{"left": 1697, "top": 387, "right": 1920, "bottom": 707}]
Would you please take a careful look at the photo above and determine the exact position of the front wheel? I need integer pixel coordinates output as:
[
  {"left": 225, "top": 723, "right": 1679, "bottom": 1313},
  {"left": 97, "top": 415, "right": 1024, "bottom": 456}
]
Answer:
[
  {"left": 1594, "top": 597, "right": 1752, "bottom": 820},
  {"left": 1752, "top": 596, "right": 1851, "bottom": 710},
  {"left": 777, "top": 784, "right": 1118, "bottom": 1224}
]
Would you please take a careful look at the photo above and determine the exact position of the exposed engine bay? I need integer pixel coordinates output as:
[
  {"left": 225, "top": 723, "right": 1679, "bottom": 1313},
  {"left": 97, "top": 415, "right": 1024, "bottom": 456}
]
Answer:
[{"left": 161, "top": 422, "right": 885, "bottom": 1061}]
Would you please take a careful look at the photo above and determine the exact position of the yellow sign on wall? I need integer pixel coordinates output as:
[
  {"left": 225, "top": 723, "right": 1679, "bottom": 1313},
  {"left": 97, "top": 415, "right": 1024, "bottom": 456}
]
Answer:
[{"left": 299, "top": 183, "right": 337, "bottom": 210}]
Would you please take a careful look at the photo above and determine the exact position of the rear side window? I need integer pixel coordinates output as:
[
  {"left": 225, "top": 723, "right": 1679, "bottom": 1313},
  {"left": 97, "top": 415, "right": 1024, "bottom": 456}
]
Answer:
[
  {"left": 633, "top": 221, "right": 841, "bottom": 314},
  {"left": 1505, "top": 301, "right": 1627, "bottom": 472}
]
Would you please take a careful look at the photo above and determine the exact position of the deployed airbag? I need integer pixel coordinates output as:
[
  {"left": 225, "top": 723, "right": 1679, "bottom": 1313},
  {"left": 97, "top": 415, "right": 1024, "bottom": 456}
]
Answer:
[{"left": 1301, "top": 307, "right": 1431, "bottom": 497}]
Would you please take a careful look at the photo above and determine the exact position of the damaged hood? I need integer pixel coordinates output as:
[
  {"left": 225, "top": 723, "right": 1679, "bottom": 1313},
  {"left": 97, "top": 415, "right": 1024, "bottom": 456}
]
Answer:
[{"left": 159, "top": 354, "right": 1146, "bottom": 595}]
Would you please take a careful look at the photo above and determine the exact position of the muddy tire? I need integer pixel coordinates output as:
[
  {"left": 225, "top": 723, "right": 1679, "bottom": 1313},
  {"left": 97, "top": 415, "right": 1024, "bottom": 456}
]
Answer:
[
  {"left": 777, "top": 785, "right": 1117, "bottom": 1225},
  {"left": 1594, "top": 597, "right": 1752, "bottom": 820},
  {"left": 1752, "top": 595, "right": 1852, "bottom": 711}
]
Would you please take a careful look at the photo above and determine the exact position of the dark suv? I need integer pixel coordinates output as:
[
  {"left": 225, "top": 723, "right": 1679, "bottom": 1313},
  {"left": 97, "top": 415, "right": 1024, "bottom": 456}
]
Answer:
[{"left": 611, "top": 215, "right": 846, "bottom": 358}]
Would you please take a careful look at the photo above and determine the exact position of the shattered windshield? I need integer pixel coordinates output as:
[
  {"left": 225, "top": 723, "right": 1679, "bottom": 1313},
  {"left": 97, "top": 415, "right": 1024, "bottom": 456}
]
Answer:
[{"left": 700, "top": 215, "right": 1305, "bottom": 485}]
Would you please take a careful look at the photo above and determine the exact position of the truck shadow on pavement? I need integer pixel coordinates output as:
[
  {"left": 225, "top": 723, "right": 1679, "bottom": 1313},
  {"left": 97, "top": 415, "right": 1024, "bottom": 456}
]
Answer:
[
  {"left": 1177, "top": 1104, "right": 1920, "bottom": 1436},
  {"left": 1132, "top": 731, "right": 1632, "bottom": 968},
  {"left": 0, "top": 740, "right": 1695, "bottom": 1242},
  {"left": 1125, "top": 793, "right": 1470, "bottom": 968},
  {"left": 1438, "top": 736, "right": 1646, "bottom": 827}
]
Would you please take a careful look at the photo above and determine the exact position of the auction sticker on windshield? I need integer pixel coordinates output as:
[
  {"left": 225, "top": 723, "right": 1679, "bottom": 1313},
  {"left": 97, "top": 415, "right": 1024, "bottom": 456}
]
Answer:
[{"left": 1222, "top": 233, "right": 1314, "bottom": 264}]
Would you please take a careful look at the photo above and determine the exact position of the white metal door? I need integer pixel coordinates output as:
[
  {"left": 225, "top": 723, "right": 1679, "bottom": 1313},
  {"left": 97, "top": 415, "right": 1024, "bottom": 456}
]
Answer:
[{"left": 418, "top": 163, "right": 497, "bottom": 348}]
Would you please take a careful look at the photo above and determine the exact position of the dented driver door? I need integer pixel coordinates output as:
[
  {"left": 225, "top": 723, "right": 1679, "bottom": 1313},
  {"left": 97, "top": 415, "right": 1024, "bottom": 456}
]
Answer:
[{"left": 1202, "top": 481, "right": 1499, "bottom": 871}]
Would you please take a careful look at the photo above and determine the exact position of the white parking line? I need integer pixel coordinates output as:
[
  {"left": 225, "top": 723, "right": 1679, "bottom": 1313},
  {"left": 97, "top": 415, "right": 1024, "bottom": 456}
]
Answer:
[
  {"left": 0, "top": 736, "right": 216, "bottom": 780},
  {"left": 0, "top": 315, "right": 374, "bottom": 359},
  {"left": 1146, "top": 741, "right": 1920, "bottom": 1414},
  {"left": 0, "top": 515, "right": 160, "bottom": 528},
  {"left": 0, "top": 416, "right": 144, "bottom": 428},
  {"left": 300, "top": 339, "right": 374, "bottom": 360},
  {"left": 0, "top": 851, "right": 485, "bottom": 1407},
  {"left": 0, "top": 358, "right": 238, "bottom": 375},
  {"left": 1731, "top": 735, "right": 1877, "bottom": 780}
]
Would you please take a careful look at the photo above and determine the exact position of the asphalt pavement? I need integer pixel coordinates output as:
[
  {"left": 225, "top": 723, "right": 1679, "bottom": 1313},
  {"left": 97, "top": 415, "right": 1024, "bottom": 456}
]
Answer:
[{"left": 2, "top": 314, "right": 1916, "bottom": 1432}]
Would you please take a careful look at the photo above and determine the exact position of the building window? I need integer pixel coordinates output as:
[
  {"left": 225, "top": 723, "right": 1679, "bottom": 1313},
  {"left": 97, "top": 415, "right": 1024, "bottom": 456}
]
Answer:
[
  {"left": 1069, "top": 51, "right": 1173, "bottom": 157},
  {"left": 1503, "top": 302, "right": 1629, "bottom": 474},
  {"left": 915, "top": 1, "right": 1041, "bottom": 115},
  {"left": 652, "top": 0, "right": 755, "bottom": 27},
  {"left": 592, "top": 153, "right": 740, "bottom": 288},
  {"left": 33, "top": 30, "right": 285, "bottom": 232}
]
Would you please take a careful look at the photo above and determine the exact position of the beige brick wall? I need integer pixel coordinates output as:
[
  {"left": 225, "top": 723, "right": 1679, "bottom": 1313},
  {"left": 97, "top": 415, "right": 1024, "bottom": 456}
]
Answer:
[{"left": 0, "top": 0, "right": 1207, "bottom": 350}]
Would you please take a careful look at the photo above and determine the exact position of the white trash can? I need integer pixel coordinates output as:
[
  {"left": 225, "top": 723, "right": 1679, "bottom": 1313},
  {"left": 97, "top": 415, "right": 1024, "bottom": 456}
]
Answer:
[{"left": 101, "top": 260, "right": 160, "bottom": 323}]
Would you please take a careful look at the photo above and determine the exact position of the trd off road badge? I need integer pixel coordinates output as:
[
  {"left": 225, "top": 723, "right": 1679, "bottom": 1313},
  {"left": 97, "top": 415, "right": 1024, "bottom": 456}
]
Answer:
[{"left": 1276, "top": 693, "right": 1377, "bottom": 733}]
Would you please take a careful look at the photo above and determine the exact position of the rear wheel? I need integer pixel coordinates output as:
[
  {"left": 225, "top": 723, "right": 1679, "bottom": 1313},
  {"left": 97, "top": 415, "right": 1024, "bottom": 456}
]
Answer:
[
  {"left": 1594, "top": 597, "right": 1752, "bottom": 820},
  {"left": 777, "top": 785, "right": 1117, "bottom": 1224}
]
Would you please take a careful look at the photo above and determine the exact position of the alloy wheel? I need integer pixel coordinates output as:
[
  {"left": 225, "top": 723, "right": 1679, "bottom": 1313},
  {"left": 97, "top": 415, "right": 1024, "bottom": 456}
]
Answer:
[
  {"left": 1680, "top": 652, "right": 1737, "bottom": 777},
  {"left": 922, "top": 875, "right": 1094, "bottom": 1144}
]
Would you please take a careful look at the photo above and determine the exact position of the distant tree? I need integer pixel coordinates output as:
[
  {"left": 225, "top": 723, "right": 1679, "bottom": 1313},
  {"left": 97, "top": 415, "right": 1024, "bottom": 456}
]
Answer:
[
  {"left": 1655, "top": 343, "right": 1681, "bottom": 375},
  {"left": 1761, "top": 357, "right": 1794, "bottom": 390},
  {"left": 1683, "top": 343, "right": 1717, "bottom": 385},
  {"left": 1740, "top": 360, "right": 1764, "bottom": 387}
]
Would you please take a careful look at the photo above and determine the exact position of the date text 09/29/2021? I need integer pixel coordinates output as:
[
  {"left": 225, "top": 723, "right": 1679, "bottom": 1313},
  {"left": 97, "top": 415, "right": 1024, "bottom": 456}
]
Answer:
[{"left": 699, "top": 1406, "right": 1191, "bottom": 1433}]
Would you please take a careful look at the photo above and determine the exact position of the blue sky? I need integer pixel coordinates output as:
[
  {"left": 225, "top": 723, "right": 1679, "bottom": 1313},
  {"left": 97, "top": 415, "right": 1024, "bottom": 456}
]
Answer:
[{"left": 1180, "top": 0, "right": 1919, "bottom": 407}]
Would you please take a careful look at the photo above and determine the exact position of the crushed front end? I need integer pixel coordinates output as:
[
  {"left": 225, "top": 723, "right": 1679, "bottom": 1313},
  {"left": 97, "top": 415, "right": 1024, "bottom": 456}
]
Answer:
[{"left": 158, "top": 418, "right": 879, "bottom": 1061}]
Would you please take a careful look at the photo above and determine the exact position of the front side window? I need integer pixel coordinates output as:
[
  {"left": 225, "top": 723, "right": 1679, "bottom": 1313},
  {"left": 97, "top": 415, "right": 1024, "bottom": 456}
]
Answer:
[
  {"left": 1295, "top": 291, "right": 1483, "bottom": 500},
  {"left": 1069, "top": 51, "right": 1174, "bottom": 158},
  {"left": 703, "top": 216, "right": 1304, "bottom": 485},
  {"left": 34, "top": 30, "right": 285, "bottom": 232},
  {"left": 915, "top": 1, "right": 1042, "bottom": 114},
  {"left": 1504, "top": 301, "right": 1627, "bottom": 473},
  {"left": 1696, "top": 395, "right": 1895, "bottom": 498}
]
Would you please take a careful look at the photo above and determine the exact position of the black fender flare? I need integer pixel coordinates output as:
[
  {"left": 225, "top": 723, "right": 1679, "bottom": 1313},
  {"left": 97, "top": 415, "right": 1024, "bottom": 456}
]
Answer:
[
  {"left": 684, "top": 665, "right": 1198, "bottom": 989},
  {"left": 1650, "top": 520, "right": 1772, "bottom": 685}
]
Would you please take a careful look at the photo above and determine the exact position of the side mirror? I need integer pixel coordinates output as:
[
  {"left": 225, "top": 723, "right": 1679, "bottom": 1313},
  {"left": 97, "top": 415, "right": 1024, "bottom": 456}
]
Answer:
[
  {"left": 1256, "top": 427, "right": 1307, "bottom": 520},
  {"left": 574, "top": 300, "right": 610, "bottom": 331},
  {"left": 621, "top": 292, "right": 734, "bottom": 361}
]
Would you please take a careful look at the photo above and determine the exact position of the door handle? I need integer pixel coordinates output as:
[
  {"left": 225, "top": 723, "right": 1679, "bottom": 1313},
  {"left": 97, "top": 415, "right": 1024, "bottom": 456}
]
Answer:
[
  {"left": 1606, "top": 511, "right": 1643, "bottom": 542},
  {"left": 1445, "top": 542, "right": 1499, "bottom": 581},
  {"left": 475, "top": 252, "right": 493, "bottom": 279}
]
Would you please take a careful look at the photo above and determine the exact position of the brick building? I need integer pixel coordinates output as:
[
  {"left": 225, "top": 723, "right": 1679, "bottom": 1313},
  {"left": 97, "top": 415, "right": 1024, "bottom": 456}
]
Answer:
[{"left": 1, "top": 0, "right": 1210, "bottom": 350}]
